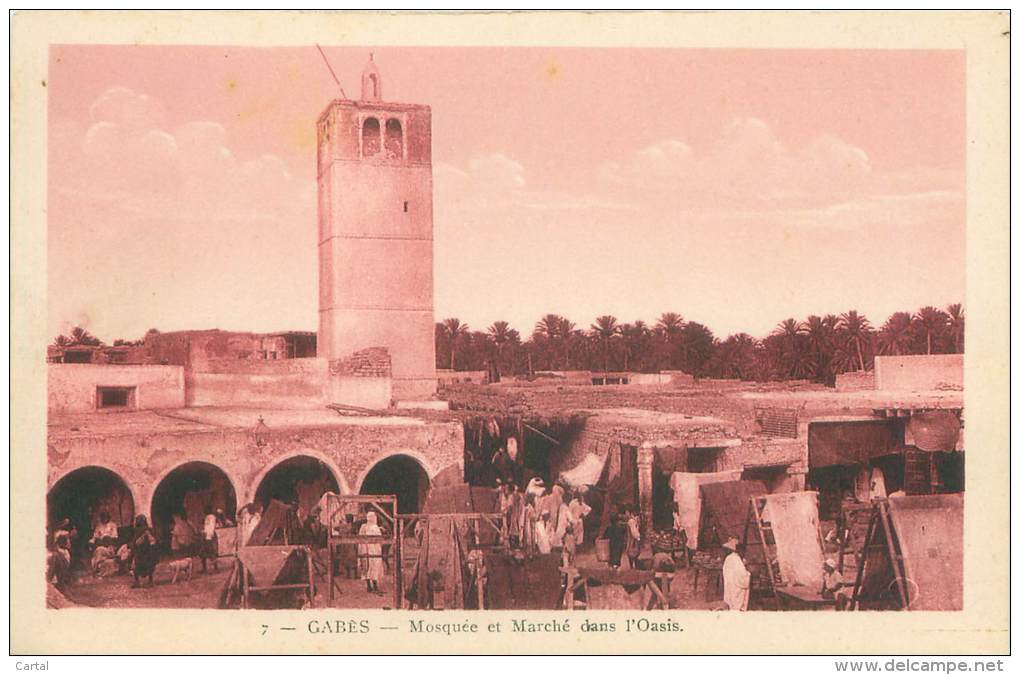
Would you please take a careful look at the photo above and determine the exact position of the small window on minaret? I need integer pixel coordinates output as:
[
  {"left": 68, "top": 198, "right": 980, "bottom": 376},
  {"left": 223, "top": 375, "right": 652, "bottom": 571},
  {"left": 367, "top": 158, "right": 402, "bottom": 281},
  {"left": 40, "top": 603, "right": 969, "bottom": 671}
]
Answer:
[
  {"left": 362, "top": 117, "right": 381, "bottom": 157},
  {"left": 403, "top": 201, "right": 409, "bottom": 213}
]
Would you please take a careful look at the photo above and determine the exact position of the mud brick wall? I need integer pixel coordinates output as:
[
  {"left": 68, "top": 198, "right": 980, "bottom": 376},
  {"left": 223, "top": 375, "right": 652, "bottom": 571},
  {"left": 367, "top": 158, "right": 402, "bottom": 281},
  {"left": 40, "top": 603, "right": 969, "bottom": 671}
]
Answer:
[
  {"left": 329, "top": 347, "right": 392, "bottom": 378},
  {"left": 835, "top": 370, "right": 876, "bottom": 391}
]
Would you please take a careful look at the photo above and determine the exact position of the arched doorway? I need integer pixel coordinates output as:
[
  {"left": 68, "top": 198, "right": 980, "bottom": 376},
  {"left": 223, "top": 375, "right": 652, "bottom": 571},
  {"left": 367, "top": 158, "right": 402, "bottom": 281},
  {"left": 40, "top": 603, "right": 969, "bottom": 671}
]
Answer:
[
  {"left": 360, "top": 454, "right": 430, "bottom": 514},
  {"left": 150, "top": 462, "right": 237, "bottom": 551},
  {"left": 254, "top": 455, "right": 340, "bottom": 520},
  {"left": 47, "top": 466, "right": 135, "bottom": 568}
]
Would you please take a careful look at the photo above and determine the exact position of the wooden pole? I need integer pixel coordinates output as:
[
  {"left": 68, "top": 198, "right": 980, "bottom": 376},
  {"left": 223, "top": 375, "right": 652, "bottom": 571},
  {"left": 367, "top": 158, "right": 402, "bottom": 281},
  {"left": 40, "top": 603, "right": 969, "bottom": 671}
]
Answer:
[
  {"left": 879, "top": 502, "right": 910, "bottom": 609},
  {"left": 307, "top": 546, "right": 315, "bottom": 606},
  {"left": 850, "top": 505, "right": 879, "bottom": 611},
  {"left": 241, "top": 564, "right": 249, "bottom": 609},
  {"left": 394, "top": 517, "right": 403, "bottom": 609}
]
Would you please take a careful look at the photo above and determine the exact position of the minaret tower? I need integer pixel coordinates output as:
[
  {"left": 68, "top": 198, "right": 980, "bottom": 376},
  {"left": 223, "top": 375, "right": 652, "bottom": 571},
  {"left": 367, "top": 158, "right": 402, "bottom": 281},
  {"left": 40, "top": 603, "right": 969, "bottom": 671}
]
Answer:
[{"left": 316, "top": 55, "right": 437, "bottom": 400}]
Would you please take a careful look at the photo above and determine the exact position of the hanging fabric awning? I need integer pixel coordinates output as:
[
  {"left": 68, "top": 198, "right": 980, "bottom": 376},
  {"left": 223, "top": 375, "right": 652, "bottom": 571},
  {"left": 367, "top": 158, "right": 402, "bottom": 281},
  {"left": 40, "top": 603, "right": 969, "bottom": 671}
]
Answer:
[{"left": 560, "top": 453, "right": 608, "bottom": 487}]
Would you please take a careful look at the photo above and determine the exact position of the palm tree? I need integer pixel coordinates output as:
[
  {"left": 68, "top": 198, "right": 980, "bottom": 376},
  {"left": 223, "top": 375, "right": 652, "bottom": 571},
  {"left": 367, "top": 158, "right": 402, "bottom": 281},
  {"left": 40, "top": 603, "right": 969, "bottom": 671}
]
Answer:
[
  {"left": 878, "top": 312, "right": 914, "bottom": 356},
  {"left": 945, "top": 303, "right": 965, "bottom": 353},
  {"left": 533, "top": 314, "right": 569, "bottom": 369},
  {"left": 682, "top": 321, "right": 716, "bottom": 376},
  {"left": 802, "top": 315, "right": 836, "bottom": 381},
  {"left": 52, "top": 334, "right": 70, "bottom": 347},
  {"left": 912, "top": 306, "right": 949, "bottom": 355},
  {"left": 655, "top": 312, "right": 685, "bottom": 369},
  {"left": 619, "top": 321, "right": 649, "bottom": 372},
  {"left": 441, "top": 318, "right": 469, "bottom": 370},
  {"left": 837, "top": 311, "right": 873, "bottom": 372},
  {"left": 68, "top": 326, "right": 102, "bottom": 346},
  {"left": 769, "top": 319, "right": 816, "bottom": 380},
  {"left": 590, "top": 315, "right": 621, "bottom": 377},
  {"left": 561, "top": 321, "right": 579, "bottom": 369},
  {"left": 487, "top": 321, "right": 519, "bottom": 376}
]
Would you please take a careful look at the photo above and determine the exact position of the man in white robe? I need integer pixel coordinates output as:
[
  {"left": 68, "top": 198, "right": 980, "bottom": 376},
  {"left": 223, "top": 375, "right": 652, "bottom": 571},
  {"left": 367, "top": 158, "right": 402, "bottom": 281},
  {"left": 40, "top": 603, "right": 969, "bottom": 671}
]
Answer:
[
  {"left": 358, "top": 511, "right": 385, "bottom": 594},
  {"left": 722, "top": 537, "right": 751, "bottom": 611}
]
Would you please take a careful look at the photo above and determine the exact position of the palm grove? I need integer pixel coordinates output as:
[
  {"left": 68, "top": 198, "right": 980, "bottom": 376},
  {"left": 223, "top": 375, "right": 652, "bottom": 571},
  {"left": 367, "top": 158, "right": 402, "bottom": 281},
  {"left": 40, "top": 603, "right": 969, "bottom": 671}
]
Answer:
[{"left": 434, "top": 304, "right": 964, "bottom": 384}]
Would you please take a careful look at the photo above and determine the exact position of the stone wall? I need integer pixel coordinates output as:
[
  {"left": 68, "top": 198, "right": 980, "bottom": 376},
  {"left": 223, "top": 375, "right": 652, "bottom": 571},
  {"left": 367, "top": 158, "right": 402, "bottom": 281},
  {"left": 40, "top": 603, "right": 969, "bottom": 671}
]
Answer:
[
  {"left": 327, "top": 348, "right": 393, "bottom": 409},
  {"left": 437, "top": 369, "right": 488, "bottom": 386},
  {"left": 48, "top": 364, "right": 185, "bottom": 414},
  {"left": 875, "top": 354, "right": 964, "bottom": 391},
  {"left": 835, "top": 370, "right": 876, "bottom": 391},
  {"left": 186, "top": 358, "right": 330, "bottom": 409},
  {"left": 48, "top": 418, "right": 464, "bottom": 520}
]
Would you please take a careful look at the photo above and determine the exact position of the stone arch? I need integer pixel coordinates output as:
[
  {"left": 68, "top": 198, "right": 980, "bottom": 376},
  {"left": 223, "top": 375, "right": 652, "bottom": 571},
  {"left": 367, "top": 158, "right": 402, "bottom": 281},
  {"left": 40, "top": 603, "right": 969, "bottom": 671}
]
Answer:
[
  {"left": 384, "top": 118, "right": 403, "bottom": 159},
  {"left": 251, "top": 452, "right": 346, "bottom": 520},
  {"left": 362, "top": 117, "right": 381, "bottom": 157},
  {"left": 149, "top": 461, "right": 238, "bottom": 549},
  {"left": 47, "top": 465, "right": 137, "bottom": 565},
  {"left": 357, "top": 451, "right": 434, "bottom": 515}
]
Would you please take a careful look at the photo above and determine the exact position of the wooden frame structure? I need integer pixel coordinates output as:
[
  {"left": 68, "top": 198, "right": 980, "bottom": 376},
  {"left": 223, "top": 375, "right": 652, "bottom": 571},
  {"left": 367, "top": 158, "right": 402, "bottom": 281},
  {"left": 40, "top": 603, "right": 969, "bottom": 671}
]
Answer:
[
  {"left": 238, "top": 545, "right": 315, "bottom": 609},
  {"left": 560, "top": 568, "right": 672, "bottom": 610},
  {"left": 741, "top": 495, "right": 782, "bottom": 607},
  {"left": 849, "top": 499, "right": 909, "bottom": 611},
  {"left": 322, "top": 494, "right": 402, "bottom": 609},
  {"left": 396, "top": 512, "right": 506, "bottom": 610}
]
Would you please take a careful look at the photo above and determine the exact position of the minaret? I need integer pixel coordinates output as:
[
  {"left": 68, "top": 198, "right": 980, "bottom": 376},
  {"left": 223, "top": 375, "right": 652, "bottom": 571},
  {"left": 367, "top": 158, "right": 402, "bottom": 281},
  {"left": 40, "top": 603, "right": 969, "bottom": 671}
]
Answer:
[{"left": 316, "top": 55, "right": 437, "bottom": 400}]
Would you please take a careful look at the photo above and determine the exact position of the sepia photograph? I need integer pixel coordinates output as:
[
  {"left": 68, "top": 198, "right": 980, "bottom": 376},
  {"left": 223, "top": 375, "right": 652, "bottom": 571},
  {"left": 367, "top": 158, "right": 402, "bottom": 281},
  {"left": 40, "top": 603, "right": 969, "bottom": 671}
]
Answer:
[{"left": 10, "top": 9, "right": 1010, "bottom": 657}]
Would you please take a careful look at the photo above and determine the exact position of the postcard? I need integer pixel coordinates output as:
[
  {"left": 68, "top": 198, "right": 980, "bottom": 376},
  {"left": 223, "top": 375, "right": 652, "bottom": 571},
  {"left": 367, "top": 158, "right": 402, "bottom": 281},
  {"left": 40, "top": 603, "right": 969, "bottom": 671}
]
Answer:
[{"left": 10, "top": 10, "right": 1010, "bottom": 655}]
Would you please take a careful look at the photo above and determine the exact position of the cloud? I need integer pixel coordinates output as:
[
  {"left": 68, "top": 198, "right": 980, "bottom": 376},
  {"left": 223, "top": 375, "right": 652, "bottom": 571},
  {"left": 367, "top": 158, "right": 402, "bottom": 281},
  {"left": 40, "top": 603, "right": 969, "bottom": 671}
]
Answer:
[
  {"left": 436, "top": 153, "right": 633, "bottom": 215},
  {"left": 50, "top": 86, "right": 318, "bottom": 341},
  {"left": 88, "top": 86, "right": 163, "bottom": 131},
  {"left": 73, "top": 86, "right": 308, "bottom": 220},
  {"left": 595, "top": 117, "right": 961, "bottom": 211}
]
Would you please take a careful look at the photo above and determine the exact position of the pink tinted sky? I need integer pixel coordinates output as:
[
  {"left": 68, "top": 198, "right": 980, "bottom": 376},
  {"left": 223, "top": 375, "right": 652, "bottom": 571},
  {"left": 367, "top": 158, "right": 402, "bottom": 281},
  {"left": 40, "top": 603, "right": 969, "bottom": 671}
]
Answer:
[{"left": 47, "top": 46, "right": 965, "bottom": 342}]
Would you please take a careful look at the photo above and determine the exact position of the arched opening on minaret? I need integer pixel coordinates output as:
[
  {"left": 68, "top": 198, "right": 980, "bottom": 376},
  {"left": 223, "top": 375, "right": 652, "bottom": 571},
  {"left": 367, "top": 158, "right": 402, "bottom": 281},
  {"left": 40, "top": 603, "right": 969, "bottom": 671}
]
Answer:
[
  {"left": 367, "top": 73, "right": 379, "bottom": 99},
  {"left": 384, "top": 118, "right": 403, "bottom": 160},
  {"left": 362, "top": 117, "right": 381, "bottom": 157},
  {"left": 359, "top": 454, "right": 430, "bottom": 514}
]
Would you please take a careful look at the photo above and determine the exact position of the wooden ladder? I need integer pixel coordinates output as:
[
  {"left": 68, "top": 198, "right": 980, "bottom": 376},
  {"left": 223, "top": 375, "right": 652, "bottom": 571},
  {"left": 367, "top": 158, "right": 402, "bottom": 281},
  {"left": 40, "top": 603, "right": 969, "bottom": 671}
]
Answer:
[
  {"left": 838, "top": 503, "right": 873, "bottom": 582},
  {"left": 742, "top": 496, "right": 782, "bottom": 607},
  {"left": 849, "top": 500, "right": 909, "bottom": 610}
]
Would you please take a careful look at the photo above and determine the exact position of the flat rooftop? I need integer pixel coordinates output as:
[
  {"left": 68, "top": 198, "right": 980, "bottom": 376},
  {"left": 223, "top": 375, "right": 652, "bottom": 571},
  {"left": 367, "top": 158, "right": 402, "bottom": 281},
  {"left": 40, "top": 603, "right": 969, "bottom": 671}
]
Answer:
[{"left": 48, "top": 406, "right": 434, "bottom": 441}]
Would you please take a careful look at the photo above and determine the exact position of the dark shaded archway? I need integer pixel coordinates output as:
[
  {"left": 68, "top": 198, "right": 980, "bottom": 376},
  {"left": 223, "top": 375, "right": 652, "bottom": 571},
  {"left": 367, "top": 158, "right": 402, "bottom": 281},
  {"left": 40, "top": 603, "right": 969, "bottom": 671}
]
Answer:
[
  {"left": 47, "top": 466, "right": 135, "bottom": 567},
  {"left": 359, "top": 454, "right": 430, "bottom": 514},
  {"left": 151, "top": 462, "right": 237, "bottom": 550},
  {"left": 254, "top": 455, "right": 339, "bottom": 519}
]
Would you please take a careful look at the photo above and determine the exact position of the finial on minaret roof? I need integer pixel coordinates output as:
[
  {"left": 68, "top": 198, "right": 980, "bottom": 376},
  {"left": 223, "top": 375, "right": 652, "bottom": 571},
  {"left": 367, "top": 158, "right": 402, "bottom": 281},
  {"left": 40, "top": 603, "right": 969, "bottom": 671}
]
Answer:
[{"left": 361, "top": 53, "right": 382, "bottom": 102}]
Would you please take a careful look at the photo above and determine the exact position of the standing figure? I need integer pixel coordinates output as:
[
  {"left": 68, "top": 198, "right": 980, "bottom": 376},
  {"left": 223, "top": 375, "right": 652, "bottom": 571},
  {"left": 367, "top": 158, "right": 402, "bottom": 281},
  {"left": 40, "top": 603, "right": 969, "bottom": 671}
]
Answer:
[
  {"left": 722, "top": 537, "right": 751, "bottom": 611},
  {"left": 200, "top": 505, "right": 219, "bottom": 573},
  {"left": 170, "top": 512, "right": 197, "bottom": 559},
  {"left": 534, "top": 509, "right": 553, "bottom": 555},
  {"left": 506, "top": 483, "right": 524, "bottom": 549},
  {"left": 605, "top": 514, "right": 627, "bottom": 570},
  {"left": 491, "top": 446, "right": 515, "bottom": 487},
  {"left": 541, "top": 485, "right": 565, "bottom": 549},
  {"left": 567, "top": 492, "right": 592, "bottom": 549},
  {"left": 522, "top": 494, "right": 537, "bottom": 556},
  {"left": 671, "top": 502, "right": 690, "bottom": 568},
  {"left": 243, "top": 503, "right": 263, "bottom": 546},
  {"left": 358, "top": 511, "right": 384, "bottom": 595},
  {"left": 130, "top": 515, "right": 158, "bottom": 589},
  {"left": 625, "top": 509, "right": 642, "bottom": 570}
]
